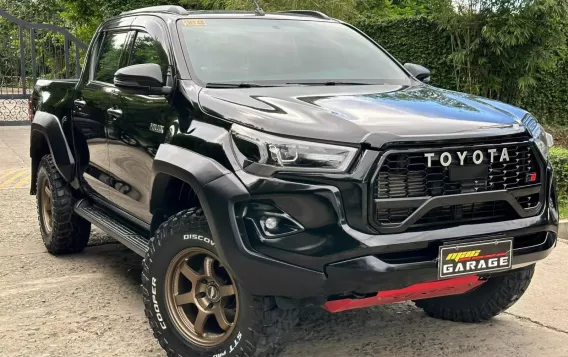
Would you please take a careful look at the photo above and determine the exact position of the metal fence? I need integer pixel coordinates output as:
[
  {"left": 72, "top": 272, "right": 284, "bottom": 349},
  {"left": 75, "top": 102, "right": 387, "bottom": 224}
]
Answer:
[{"left": 0, "top": 10, "right": 87, "bottom": 123}]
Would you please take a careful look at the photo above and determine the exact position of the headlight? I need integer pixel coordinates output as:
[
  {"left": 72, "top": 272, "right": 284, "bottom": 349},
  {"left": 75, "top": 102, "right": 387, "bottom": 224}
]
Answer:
[
  {"left": 231, "top": 125, "right": 357, "bottom": 173},
  {"left": 522, "top": 115, "right": 553, "bottom": 159}
]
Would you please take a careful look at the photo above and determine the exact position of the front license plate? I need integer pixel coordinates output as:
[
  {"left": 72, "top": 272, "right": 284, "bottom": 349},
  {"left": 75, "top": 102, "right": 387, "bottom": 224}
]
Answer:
[{"left": 438, "top": 239, "right": 513, "bottom": 279}]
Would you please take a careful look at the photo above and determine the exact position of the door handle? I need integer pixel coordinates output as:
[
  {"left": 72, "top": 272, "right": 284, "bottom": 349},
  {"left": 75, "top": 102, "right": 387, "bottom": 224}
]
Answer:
[
  {"left": 74, "top": 99, "right": 86, "bottom": 107},
  {"left": 107, "top": 108, "right": 123, "bottom": 120}
]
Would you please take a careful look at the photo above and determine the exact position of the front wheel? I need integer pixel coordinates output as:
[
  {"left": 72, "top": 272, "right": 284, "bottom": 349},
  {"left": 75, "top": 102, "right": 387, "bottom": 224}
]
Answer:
[
  {"left": 142, "top": 208, "right": 299, "bottom": 357},
  {"left": 415, "top": 265, "right": 535, "bottom": 322}
]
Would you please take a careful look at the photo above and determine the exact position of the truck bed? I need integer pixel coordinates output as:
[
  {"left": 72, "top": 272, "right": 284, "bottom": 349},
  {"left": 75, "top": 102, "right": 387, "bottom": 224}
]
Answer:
[{"left": 31, "top": 79, "right": 78, "bottom": 120}]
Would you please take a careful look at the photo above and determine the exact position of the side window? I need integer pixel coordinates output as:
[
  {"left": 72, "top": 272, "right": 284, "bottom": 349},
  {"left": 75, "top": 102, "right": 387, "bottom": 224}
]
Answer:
[
  {"left": 93, "top": 31, "right": 130, "bottom": 84},
  {"left": 129, "top": 31, "right": 169, "bottom": 83},
  {"left": 84, "top": 32, "right": 103, "bottom": 82}
]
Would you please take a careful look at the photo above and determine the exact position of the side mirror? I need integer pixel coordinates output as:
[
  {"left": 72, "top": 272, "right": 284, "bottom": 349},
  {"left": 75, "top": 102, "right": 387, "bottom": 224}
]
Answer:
[
  {"left": 404, "top": 63, "right": 431, "bottom": 84},
  {"left": 114, "top": 63, "right": 171, "bottom": 95}
]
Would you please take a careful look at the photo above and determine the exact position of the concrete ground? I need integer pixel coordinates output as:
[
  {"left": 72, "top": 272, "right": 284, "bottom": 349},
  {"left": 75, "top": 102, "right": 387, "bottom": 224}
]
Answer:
[{"left": 1, "top": 125, "right": 567, "bottom": 357}]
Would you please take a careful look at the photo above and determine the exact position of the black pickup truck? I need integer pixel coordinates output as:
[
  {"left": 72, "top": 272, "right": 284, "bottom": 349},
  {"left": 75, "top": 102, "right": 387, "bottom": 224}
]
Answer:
[{"left": 29, "top": 5, "right": 558, "bottom": 357}]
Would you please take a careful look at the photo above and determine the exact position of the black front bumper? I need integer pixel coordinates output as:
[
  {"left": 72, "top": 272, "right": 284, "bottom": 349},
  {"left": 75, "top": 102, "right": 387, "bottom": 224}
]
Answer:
[
  {"left": 200, "top": 161, "right": 558, "bottom": 299},
  {"left": 325, "top": 231, "right": 556, "bottom": 295}
]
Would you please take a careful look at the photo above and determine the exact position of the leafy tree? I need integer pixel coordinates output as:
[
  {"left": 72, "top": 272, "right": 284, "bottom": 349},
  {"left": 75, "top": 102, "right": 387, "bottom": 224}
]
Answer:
[
  {"left": 434, "top": 0, "right": 568, "bottom": 104},
  {"left": 200, "top": 0, "right": 437, "bottom": 20},
  {"left": 0, "top": 0, "right": 445, "bottom": 45},
  {"left": 202, "top": 0, "right": 360, "bottom": 20},
  {"left": 1, "top": 0, "right": 567, "bottom": 126},
  {"left": 0, "top": 0, "right": 65, "bottom": 25},
  {"left": 0, "top": 0, "right": 74, "bottom": 81},
  {"left": 357, "top": 0, "right": 436, "bottom": 18},
  {"left": 58, "top": 0, "right": 166, "bottom": 43}
]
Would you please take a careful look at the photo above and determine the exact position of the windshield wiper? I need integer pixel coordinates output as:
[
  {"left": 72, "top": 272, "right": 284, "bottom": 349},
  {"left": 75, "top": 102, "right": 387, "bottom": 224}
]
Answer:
[
  {"left": 286, "top": 81, "right": 373, "bottom": 86},
  {"left": 205, "top": 81, "right": 376, "bottom": 88},
  {"left": 205, "top": 82, "right": 272, "bottom": 88}
]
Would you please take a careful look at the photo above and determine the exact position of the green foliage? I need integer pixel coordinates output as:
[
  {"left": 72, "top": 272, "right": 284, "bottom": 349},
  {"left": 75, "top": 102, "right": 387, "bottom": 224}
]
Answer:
[
  {"left": 2, "top": 0, "right": 568, "bottom": 127},
  {"left": 0, "top": 0, "right": 77, "bottom": 80},
  {"left": 559, "top": 203, "right": 568, "bottom": 219},
  {"left": 550, "top": 146, "right": 568, "bottom": 207},
  {"left": 355, "top": 16, "right": 456, "bottom": 89},
  {"left": 51, "top": 0, "right": 442, "bottom": 38},
  {"left": 522, "top": 60, "right": 568, "bottom": 126},
  {"left": 357, "top": 0, "right": 437, "bottom": 18},
  {"left": 356, "top": 12, "right": 568, "bottom": 126},
  {"left": 204, "top": 0, "right": 360, "bottom": 19},
  {"left": 207, "top": 0, "right": 439, "bottom": 19},
  {"left": 433, "top": 0, "right": 568, "bottom": 105},
  {"left": 58, "top": 0, "right": 175, "bottom": 43},
  {"left": 0, "top": 0, "right": 65, "bottom": 25}
]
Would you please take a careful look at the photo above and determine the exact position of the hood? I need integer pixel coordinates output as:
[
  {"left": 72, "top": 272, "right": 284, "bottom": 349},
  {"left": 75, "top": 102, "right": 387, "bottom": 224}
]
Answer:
[{"left": 196, "top": 83, "right": 528, "bottom": 148}]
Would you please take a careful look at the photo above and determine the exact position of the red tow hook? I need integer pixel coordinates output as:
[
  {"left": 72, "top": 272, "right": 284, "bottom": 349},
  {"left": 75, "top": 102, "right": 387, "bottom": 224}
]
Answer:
[{"left": 323, "top": 275, "right": 485, "bottom": 313}]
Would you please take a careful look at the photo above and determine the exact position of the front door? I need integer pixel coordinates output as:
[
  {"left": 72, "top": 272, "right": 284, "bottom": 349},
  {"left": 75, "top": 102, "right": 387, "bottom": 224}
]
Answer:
[
  {"left": 73, "top": 30, "right": 130, "bottom": 200},
  {"left": 107, "top": 27, "right": 176, "bottom": 224}
]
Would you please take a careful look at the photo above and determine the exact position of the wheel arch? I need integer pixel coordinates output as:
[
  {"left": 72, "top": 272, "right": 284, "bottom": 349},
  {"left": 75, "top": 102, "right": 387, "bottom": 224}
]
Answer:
[
  {"left": 30, "top": 111, "right": 76, "bottom": 194},
  {"left": 150, "top": 144, "right": 233, "bottom": 233},
  {"left": 150, "top": 144, "right": 328, "bottom": 298}
]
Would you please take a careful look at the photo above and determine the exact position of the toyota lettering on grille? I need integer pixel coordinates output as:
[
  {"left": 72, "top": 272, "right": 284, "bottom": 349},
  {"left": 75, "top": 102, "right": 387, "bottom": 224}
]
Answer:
[{"left": 424, "top": 148, "right": 510, "bottom": 168}]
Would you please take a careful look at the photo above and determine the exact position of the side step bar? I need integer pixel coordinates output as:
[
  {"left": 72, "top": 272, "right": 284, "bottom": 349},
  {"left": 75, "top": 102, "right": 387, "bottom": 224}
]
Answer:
[{"left": 74, "top": 199, "right": 149, "bottom": 257}]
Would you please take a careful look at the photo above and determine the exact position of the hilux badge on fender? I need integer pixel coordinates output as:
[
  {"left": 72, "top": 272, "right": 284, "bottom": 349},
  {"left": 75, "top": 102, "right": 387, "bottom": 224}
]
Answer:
[
  {"left": 150, "top": 123, "right": 164, "bottom": 134},
  {"left": 424, "top": 148, "right": 509, "bottom": 168}
]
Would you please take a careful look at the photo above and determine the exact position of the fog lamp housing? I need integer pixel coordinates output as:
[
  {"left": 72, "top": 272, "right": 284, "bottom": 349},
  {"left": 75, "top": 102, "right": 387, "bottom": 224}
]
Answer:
[{"left": 244, "top": 202, "right": 304, "bottom": 239}]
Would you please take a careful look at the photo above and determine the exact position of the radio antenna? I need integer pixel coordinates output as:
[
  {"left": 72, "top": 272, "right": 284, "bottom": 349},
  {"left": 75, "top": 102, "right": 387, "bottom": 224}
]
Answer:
[{"left": 253, "top": 0, "right": 265, "bottom": 15}]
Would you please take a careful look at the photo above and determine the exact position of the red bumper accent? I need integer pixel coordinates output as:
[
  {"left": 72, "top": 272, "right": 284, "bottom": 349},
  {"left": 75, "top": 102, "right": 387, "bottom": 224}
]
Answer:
[{"left": 323, "top": 276, "right": 485, "bottom": 313}]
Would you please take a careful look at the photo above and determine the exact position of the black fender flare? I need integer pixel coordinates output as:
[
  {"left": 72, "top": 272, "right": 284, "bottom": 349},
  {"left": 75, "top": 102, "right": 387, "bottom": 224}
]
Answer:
[
  {"left": 150, "top": 144, "right": 326, "bottom": 297},
  {"left": 150, "top": 143, "right": 233, "bottom": 216},
  {"left": 150, "top": 143, "right": 245, "bottom": 275},
  {"left": 30, "top": 111, "right": 76, "bottom": 190}
]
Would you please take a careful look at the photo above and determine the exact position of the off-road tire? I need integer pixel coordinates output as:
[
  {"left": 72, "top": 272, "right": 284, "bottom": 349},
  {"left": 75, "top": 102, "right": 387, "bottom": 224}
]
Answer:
[
  {"left": 415, "top": 265, "right": 535, "bottom": 322},
  {"left": 142, "top": 208, "right": 299, "bottom": 357},
  {"left": 36, "top": 154, "right": 91, "bottom": 254}
]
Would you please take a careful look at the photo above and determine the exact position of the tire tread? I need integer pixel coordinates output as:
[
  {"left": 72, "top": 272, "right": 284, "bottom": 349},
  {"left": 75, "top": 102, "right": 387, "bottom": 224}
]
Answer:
[
  {"left": 36, "top": 155, "right": 90, "bottom": 254},
  {"left": 142, "top": 209, "right": 298, "bottom": 357},
  {"left": 415, "top": 265, "right": 535, "bottom": 322}
]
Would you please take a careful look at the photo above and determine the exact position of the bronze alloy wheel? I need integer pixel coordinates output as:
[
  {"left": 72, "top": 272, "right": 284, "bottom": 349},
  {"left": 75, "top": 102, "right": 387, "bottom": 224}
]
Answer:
[
  {"left": 40, "top": 177, "right": 53, "bottom": 234},
  {"left": 165, "top": 248, "right": 239, "bottom": 347}
]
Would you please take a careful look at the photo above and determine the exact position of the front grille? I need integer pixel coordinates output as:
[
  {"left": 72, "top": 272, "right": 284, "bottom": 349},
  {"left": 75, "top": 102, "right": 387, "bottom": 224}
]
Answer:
[
  {"left": 376, "top": 201, "right": 516, "bottom": 229},
  {"left": 375, "top": 143, "right": 539, "bottom": 199},
  {"left": 413, "top": 201, "right": 515, "bottom": 228},
  {"left": 377, "top": 207, "right": 416, "bottom": 225},
  {"left": 514, "top": 232, "right": 548, "bottom": 249},
  {"left": 516, "top": 193, "right": 540, "bottom": 210},
  {"left": 371, "top": 139, "right": 543, "bottom": 232}
]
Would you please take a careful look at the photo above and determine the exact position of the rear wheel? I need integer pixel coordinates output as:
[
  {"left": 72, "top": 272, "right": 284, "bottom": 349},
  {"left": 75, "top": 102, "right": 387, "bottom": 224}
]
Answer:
[
  {"left": 415, "top": 265, "right": 535, "bottom": 322},
  {"left": 142, "top": 208, "right": 299, "bottom": 357},
  {"left": 36, "top": 154, "right": 90, "bottom": 254}
]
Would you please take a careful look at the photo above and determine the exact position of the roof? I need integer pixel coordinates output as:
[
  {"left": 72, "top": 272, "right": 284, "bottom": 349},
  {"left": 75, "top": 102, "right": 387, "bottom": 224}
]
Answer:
[{"left": 120, "top": 6, "right": 333, "bottom": 21}]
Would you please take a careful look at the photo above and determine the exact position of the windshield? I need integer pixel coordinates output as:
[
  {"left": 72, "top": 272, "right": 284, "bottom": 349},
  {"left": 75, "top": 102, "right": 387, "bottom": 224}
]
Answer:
[{"left": 177, "top": 18, "right": 410, "bottom": 86}]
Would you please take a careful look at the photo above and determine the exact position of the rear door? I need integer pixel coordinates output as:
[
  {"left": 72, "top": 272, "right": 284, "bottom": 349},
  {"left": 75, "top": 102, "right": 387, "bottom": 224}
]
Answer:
[
  {"left": 72, "top": 26, "right": 132, "bottom": 201},
  {"left": 107, "top": 17, "right": 178, "bottom": 223}
]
